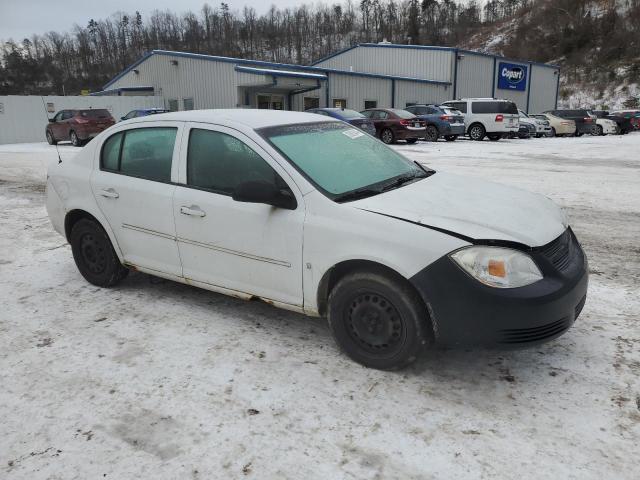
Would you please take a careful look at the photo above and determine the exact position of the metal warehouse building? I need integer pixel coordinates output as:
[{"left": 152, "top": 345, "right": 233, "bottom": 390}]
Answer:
[{"left": 97, "top": 43, "right": 560, "bottom": 114}]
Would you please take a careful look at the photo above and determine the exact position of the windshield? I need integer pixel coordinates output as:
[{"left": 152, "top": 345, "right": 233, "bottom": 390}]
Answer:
[
  {"left": 260, "top": 122, "right": 431, "bottom": 201},
  {"left": 337, "top": 109, "right": 365, "bottom": 119}
]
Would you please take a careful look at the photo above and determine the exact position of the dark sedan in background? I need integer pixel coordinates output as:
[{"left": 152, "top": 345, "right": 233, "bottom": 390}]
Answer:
[
  {"left": 360, "top": 108, "right": 426, "bottom": 144},
  {"left": 120, "top": 108, "right": 170, "bottom": 121},
  {"left": 404, "top": 104, "right": 466, "bottom": 141},
  {"left": 543, "top": 109, "right": 595, "bottom": 136},
  {"left": 305, "top": 108, "right": 376, "bottom": 136}
]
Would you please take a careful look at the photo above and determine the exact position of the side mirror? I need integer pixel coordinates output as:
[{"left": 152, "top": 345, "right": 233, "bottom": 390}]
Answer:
[
  {"left": 232, "top": 180, "right": 297, "bottom": 210},
  {"left": 120, "top": 116, "right": 126, "bottom": 121},
  {"left": 48, "top": 118, "right": 55, "bottom": 123}
]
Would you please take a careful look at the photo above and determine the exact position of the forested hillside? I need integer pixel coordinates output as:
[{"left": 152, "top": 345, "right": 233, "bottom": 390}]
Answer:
[{"left": 1, "top": 0, "right": 638, "bottom": 107}]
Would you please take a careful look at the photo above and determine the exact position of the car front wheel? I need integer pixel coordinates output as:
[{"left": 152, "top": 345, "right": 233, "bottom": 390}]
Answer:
[
  {"left": 424, "top": 125, "right": 439, "bottom": 142},
  {"left": 46, "top": 130, "right": 57, "bottom": 145},
  {"left": 70, "top": 130, "right": 81, "bottom": 147},
  {"left": 468, "top": 123, "right": 486, "bottom": 141},
  {"left": 70, "top": 218, "right": 129, "bottom": 287},
  {"left": 380, "top": 128, "right": 395, "bottom": 144},
  {"left": 327, "top": 270, "right": 430, "bottom": 370}
]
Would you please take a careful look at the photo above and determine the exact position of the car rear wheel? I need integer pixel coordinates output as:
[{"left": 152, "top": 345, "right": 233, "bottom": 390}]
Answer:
[
  {"left": 468, "top": 123, "right": 486, "bottom": 141},
  {"left": 595, "top": 125, "right": 603, "bottom": 136},
  {"left": 70, "top": 218, "right": 128, "bottom": 287},
  {"left": 550, "top": 127, "right": 556, "bottom": 137},
  {"left": 424, "top": 125, "right": 439, "bottom": 142},
  {"left": 380, "top": 128, "right": 395, "bottom": 144},
  {"left": 444, "top": 135, "right": 458, "bottom": 142},
  {"left": 328, "top": 270, "right": 430, "bottom": 370},
  {"left": 46, "top": 130, "right": 57, "bottom": 145},
  {"left": 70, "top": 130, "right": 81, "bottom": 147},
  {"left": 487, "top": 133, "right": 502, "bottom": 141}
]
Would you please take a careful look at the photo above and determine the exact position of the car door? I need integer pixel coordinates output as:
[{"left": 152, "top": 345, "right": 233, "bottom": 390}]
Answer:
[
  {"left": 51, "top": 111, "right": 67, "bottom": 139},
  {"left": 173, "top": 123, "right": 304, "bottom": 307},
  {"left": 91, "top": 122, "right": 183, "bottom": 277}
]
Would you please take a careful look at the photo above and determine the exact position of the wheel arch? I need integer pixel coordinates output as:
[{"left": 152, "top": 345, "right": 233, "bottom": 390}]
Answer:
[{"left": 64, "top": 208, "right": 124, "bottom": 261}]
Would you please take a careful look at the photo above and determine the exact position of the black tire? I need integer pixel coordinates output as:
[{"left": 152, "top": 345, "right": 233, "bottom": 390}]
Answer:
[
  {"left": 487, "top": 133, "right": 502, "bottom": 141},
  {"left": 406, "top": 138, "right": 418, "bottom": 144},
  {"left": 550, "top": 127, "right": 557, "bottom": 137},
  {"left": 424, "top": 125, "right": 439, "bottom": 142},
  {"left": 380, "top": 128, "right": 395, "bottom": 144},
  {"left": 70, "top": 218, "right": 128, "bottom": 287},
  {"left": 468, "top": 123, "right": 486, "bottom": 141},
  {"left": 595, "top": 125, "right": 603, "bottom": 136},
  {"left": 444, "top": 135, "right": 458, "bottom": 142},
  {"left": 575, "top": 132, "right": 583, "bottom": 137},
  {"left": 46, "top": 130, "right": 57, "bottom": 145},
  {"left": 70, "top": 130, "right": 81, "bottom": 147},
  {"left": 327, "top": 270, "right": 430, "bottom": 370}
]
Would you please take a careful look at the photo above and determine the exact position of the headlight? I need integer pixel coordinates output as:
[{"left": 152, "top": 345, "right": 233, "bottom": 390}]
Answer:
[{"left": 450, "top": 246, "right": 543, "bottom": 288}]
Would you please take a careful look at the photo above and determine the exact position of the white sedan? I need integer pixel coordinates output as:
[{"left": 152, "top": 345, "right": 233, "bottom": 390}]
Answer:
[
  {"left": 594, "top": 117, "right": 618, "bottom": 135},
  {"left": 45, "top": 110, "right": 588, "bottom": 370}
]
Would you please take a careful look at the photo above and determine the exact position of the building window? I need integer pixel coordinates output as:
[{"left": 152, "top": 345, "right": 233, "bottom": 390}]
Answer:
[
  {"left": 304, "top": 97, "right": 319, "bottom": 110},
  {"left": 168, "top": 99, "right": 179, "bottom": 112},
  {"left": 364, "top": 100, "right": 377, "bottom": 109},
  {"left": 333, "top": 98, "right": 347, "bottom": 109},
  {"left": 183, "top": 98, "right": 194, "bottom": 111}
]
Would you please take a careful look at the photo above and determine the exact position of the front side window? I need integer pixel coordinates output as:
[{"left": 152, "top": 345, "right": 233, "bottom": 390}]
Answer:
[
  {"left": 261, "top": 122, "right": 430, "bottom": 200},
  {"left": 447, "top": 102, "right": 467, "bottom": 113},
  {"left": 100, "top": 127, "right": 177, "bottom": 183},
  {"left": 187, "top": 129, "right": 279, "bottom": 195}
]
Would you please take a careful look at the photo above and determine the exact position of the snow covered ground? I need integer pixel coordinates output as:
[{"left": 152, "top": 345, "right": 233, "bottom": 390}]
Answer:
[{"left": 1, "top": 135, "right": 639, "bottom": 479}]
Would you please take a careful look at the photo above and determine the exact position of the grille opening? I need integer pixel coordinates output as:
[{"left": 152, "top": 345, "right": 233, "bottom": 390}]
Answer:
[
  {"left": 499, "top": 317, "right": 572, "bottom": 344},
  {"left": 538, "top": 229, "right": 575, "bottom": 272}
]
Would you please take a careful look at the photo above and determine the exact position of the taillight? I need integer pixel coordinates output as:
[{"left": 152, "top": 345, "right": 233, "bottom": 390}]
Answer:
[
  {"left": 495, "top": 114, "right": 504, "bottom": 122},
  {"left": 399, "top": 120, "right": 410, "bottom": 126},
  {"left": 584, "top": 117, "right": 592, "bottom": 123},
  {"left": 440, "top": 115, "right": 453, "bottom": 121}
]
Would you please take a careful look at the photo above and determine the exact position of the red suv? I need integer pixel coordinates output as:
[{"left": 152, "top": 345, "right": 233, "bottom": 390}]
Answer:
[
  {"left": 360, "top": 108, "right": 426, "bottom": 144},
  {"left": 46, "top": 109, "right": 116, "bottom": 147}
]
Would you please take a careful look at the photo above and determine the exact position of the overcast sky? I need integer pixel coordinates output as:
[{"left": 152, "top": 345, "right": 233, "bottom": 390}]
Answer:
[{"left": 0, "top": 0, "right": 322, "bottom": 42}]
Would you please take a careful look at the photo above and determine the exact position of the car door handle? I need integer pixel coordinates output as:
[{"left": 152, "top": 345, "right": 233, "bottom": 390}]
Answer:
[
  {"left": 180, "top": 205, "right": 206, "bottom": 217},
  {"left": 100, "top": 188, "right": 119, "bottom": 199}
]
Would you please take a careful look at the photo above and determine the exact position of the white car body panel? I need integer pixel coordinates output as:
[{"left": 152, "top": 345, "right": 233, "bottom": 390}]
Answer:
[
  {"left": 442, "top": 99, "right": 519, "bottom": 135},
  {"left": 350, "top": 172, "right": 566, "bottom": 247},
  {"left": 596, "top": 118, "right": 617, "bottom": 135},
  {"left": 45, "top": 109, "right": 568, "bottom": 318}
]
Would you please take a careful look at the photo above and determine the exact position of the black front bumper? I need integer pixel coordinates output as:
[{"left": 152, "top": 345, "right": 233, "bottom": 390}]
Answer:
[{"left": 410, "top": 229, "right": 588, "bottom": 347}]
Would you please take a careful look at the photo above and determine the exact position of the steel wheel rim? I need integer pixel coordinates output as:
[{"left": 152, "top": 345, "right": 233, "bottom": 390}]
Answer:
[
  {"left": 80, "top": 233, "right": 107, "bottom": 274},
  {"left": 346, "top": 292, "right": 404, "bottom": 355}
]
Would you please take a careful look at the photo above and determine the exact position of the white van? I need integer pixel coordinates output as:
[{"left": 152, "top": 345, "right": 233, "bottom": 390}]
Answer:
[
  {"left": 442, "top": 98, "right": 520, "bottom": 141},
  {"left": 45, "top": 110, "right": 588, "bottom": 370}
]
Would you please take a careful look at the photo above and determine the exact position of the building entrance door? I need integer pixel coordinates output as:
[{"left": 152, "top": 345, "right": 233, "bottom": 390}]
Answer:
[{"left": 257, "top": 94, "right": 285, "bottom": 110}]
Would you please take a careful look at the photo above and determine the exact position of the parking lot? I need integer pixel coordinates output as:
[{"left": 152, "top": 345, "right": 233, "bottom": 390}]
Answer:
[{"left": 1, "top": 134, "right": 639, "bottom": 479}]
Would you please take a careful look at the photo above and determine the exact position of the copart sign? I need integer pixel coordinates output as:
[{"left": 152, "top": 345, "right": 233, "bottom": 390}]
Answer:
[{"left": 497, "top": 62, "right": 527, "bottom": 91}]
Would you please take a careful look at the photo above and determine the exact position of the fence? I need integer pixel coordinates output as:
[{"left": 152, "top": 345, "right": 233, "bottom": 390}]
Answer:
[{"left": 0, "top": 95, "right": 165, "bottom": 144}]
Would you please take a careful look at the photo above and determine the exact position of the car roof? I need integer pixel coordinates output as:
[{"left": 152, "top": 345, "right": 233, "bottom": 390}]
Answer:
[{"left": 124, "top": 109, "right": 334, "bottom": 129}]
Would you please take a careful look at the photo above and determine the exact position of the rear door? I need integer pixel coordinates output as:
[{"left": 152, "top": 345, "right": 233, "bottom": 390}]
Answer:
[
  {"left": 91, "top": 121, "right": 183, "bottom": 276},
  {"left": 172, "top": 123, "right": 305, "bottom": 307}
]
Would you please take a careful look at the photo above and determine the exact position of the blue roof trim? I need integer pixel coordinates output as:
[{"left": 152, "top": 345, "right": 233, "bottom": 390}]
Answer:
[
  {"left": 311, "top": 44, "right": 360, "bottom": 65},
  {"left": 359, "top": 43, "right": 455, "bottom": 53},
  {"left": 104, "top": 50, "right": 452, "bottom": 87},
  {"left": 235, "top": 65, "right": 327, "bottom": 80},
  {"left": 91, "top": 86, "right": 155, "bottom": 96},
  {"left": 103, "top": 51, "right": 154, "bottom": 89}
]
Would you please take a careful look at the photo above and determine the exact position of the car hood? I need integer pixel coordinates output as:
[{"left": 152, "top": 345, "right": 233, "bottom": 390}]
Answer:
[{"left": 350, "top": 172, "right": 567, "bottom": 247}]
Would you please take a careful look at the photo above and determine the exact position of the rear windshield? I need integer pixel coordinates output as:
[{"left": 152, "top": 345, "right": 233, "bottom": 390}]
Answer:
[
  {"left": 443, "top": 108, "right": 462, "bottom": 116},
  {"left": 390, "top": 109, "right": 415, "bottom": 119},
  {"left": 338, "top": 109, "right": 366, "bottom": 119},
  {"left": 472, "top": 101, "right": 518, "bottom": 114},
  {"left": 79, "top": 109, "right": 112, "bottom": 118}
]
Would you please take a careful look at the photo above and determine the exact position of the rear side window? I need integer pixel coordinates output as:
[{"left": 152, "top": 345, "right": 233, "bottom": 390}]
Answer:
[
  {"left": 472, "top": 102, "right": 518, "bottom": 114},
  {"left": 446, "top": 102, "right": 467, "bottom": 113},
  {"left": 187, "top": 129, "right": 278, "bottom": 195},
  {"left": 100, "top": 127, "right": 177, "bottom": 183}
]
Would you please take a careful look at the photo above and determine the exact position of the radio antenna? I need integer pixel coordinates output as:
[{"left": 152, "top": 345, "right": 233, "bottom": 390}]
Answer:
[{"left": 40, "top": 95, "right": 63, "bottom": 164}]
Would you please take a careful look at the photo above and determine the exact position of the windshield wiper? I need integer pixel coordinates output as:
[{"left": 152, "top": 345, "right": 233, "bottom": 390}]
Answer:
[
  {"left": 380, "top": 171, "right": 429, "bottom": 192},
  {"left": 334, "top": 187, "right": 383, "bottom": 203}
]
